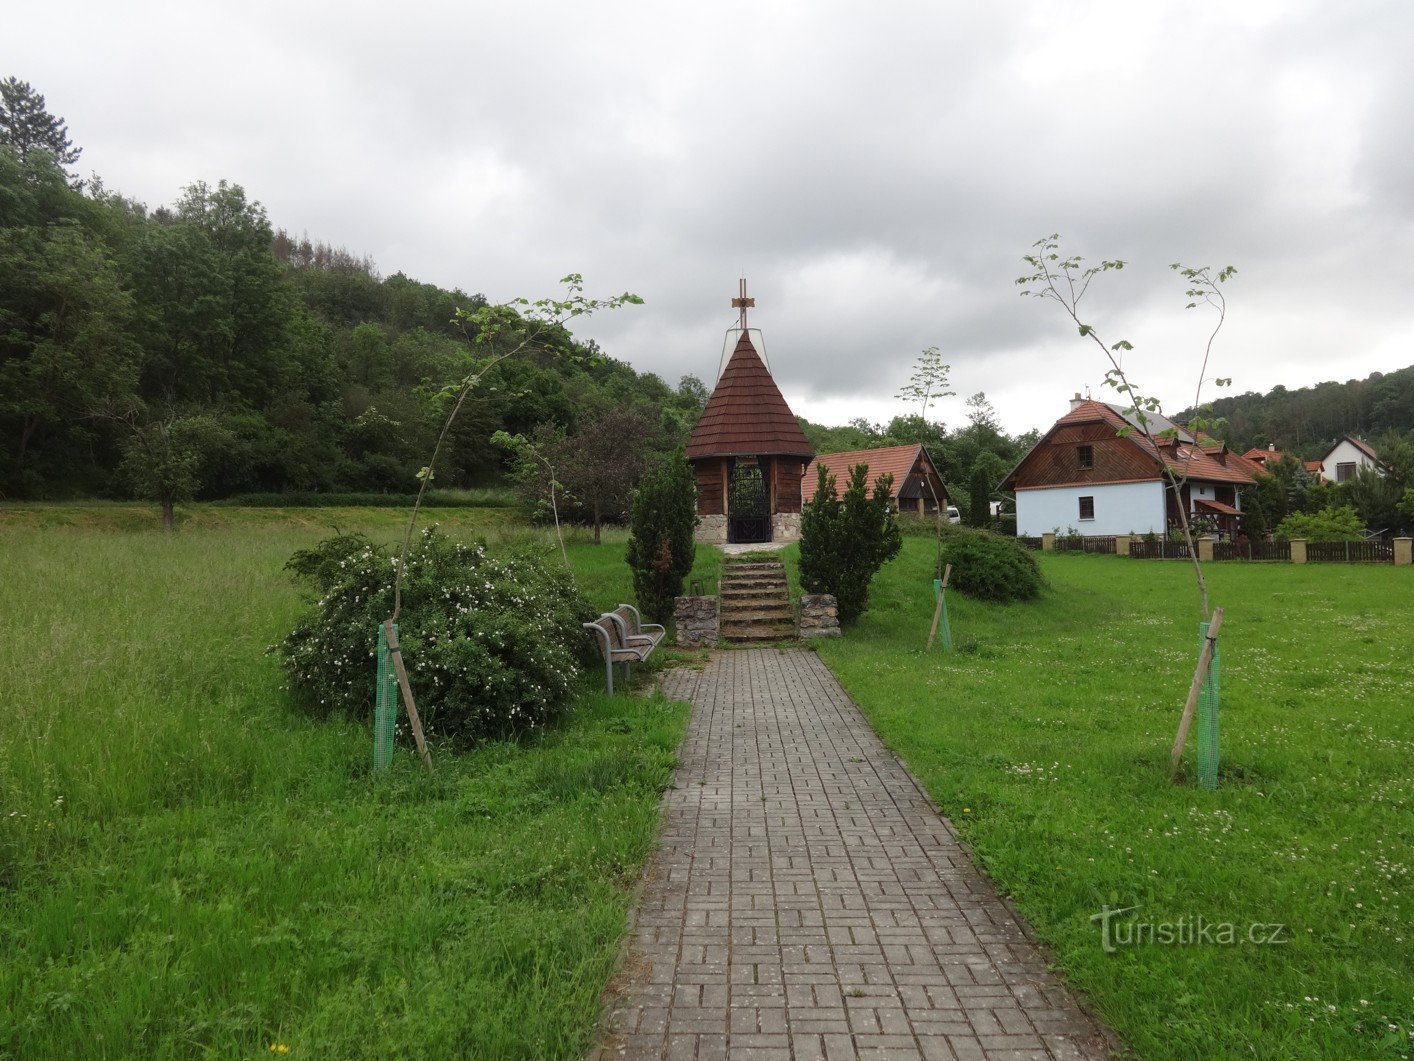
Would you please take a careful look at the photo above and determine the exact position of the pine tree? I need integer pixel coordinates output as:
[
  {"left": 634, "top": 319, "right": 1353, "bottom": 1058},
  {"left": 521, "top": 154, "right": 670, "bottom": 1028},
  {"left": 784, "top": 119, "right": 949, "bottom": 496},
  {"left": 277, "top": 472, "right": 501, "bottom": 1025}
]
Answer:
[
  {"left": 967, "top": 464, "right": 991, "bottom": 527},
  {"left": 0, "top": 77, "right": 81, "bottom": 179},
  {"left": 799, "top": 463, "right": 902, "bottom": 624},
  {"left": 626, "top": 449, "right": 697, "bottom": 623}
]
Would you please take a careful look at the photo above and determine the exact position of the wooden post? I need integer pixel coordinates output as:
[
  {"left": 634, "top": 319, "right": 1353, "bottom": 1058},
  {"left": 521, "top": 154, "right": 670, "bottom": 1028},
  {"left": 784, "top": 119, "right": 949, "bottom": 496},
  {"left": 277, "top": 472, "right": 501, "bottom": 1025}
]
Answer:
[
  {"left": 926, "top": 564, "right": 953, "bottom": 651},
  {"left": 1171, "top": 607, "right": 1224, "bottom": 774},
  {"left": 383, "top": 620, "right": 434, "bottom": 774}
]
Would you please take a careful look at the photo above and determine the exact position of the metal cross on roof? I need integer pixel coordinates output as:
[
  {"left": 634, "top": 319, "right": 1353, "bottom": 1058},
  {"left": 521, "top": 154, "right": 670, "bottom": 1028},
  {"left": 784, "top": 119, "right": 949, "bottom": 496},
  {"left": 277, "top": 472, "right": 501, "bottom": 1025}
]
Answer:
[{"left": 731, "top": 278, "right": 755, "bottom": 330}]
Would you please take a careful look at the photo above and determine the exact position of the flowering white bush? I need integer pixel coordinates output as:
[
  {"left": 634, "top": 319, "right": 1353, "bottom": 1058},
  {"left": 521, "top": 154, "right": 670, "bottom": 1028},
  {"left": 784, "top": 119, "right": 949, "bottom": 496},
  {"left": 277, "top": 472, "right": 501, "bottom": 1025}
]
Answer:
[{"left": 279, "top": 528, "right": 594, "bottom": 743}]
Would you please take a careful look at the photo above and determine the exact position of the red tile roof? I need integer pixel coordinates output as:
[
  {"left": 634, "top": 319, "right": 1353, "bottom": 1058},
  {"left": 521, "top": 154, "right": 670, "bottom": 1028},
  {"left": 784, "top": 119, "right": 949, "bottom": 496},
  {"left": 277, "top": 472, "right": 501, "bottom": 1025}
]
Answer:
[
  {"left": 802, "top": 445, "right": 937, "bottom": 502},
  {"left": 685, "top": 332, "right": 813, "bottom": 459},
  {"left": 1005, "top": 400, "right": 1261, "bottom": 489}
]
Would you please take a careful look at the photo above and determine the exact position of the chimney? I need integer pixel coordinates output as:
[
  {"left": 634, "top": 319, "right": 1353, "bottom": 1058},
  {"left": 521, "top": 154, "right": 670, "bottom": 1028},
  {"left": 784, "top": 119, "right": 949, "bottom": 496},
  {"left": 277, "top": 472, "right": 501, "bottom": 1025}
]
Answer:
[
  {"left": 1268, "top": 443, "right": 1276, "bottom": 451},
  {"left": 1070, "top": 392, "right": 1085, "bottom": 410}
]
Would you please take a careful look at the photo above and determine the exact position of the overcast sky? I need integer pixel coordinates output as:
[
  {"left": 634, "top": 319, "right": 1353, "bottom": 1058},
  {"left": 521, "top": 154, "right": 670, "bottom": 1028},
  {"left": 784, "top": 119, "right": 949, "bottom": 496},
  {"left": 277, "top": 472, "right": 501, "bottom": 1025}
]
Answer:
[{"left": 8, "top": 2, "right": 1413, "bottom": 435}]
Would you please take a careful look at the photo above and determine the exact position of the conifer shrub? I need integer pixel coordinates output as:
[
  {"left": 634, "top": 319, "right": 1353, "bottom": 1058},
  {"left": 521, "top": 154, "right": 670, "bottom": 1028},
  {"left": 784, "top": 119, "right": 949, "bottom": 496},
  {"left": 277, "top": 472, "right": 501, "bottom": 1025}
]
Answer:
[
  {"left": 626, "top": 449, "right": 697, "bottom": 623},
  {"left": 799, "top": 463, "right": 902, "bottom": 625},
  {"left": 279, "top": 528, "right": 594, "bottom": 743},
  {"left": 938, "top": 525, "right": 1045, "bottom": 603}
]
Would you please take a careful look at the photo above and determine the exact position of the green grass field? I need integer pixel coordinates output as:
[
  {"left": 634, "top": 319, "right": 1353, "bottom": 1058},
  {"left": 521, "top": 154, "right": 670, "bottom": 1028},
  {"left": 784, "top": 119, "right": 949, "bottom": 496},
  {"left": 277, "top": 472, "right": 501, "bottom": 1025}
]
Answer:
[
  {"left": 813, "top": 541, "right": 1413, "bottom": 1058},
  {"left": 0, "top": 506, "right": 716, "bottom": 1058}
]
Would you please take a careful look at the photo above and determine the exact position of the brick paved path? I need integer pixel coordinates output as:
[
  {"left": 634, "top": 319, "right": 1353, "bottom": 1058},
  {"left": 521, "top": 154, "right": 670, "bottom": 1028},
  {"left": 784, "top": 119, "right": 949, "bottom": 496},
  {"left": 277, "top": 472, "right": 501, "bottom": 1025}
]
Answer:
[{"left": 592, "top": 649, "right": 1115, "bottom": 1061}]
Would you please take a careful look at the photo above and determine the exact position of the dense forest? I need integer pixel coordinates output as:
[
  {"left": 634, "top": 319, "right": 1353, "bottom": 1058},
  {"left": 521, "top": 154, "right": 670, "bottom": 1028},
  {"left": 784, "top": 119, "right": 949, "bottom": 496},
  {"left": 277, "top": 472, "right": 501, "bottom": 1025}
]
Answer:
[
  {"left": 0, "top": 81, "right": 710, "bottom": 505},
  {"left": 1175, "top": 366, "right": 1414, "bottom": 458}
]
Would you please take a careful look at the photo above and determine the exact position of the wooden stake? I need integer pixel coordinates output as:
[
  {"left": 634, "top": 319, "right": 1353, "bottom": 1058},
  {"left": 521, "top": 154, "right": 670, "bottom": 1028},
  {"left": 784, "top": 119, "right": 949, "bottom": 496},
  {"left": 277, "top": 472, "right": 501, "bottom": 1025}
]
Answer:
[
  {"left": 383, "top": 620, "right": 434, "bottom": 774},
  {"left": 1171, "top": 607, "right": 1223, "bottom": 774},
  {"left": 926, "top": 564, "right": 953, "bottom": 651}
]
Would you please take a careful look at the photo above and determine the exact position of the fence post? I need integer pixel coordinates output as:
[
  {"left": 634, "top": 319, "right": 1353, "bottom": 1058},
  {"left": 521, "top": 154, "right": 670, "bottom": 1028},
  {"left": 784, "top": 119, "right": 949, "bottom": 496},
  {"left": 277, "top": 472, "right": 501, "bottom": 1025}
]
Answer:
[
  {"left": 1395, "top": 538, "right": 1413, "bottom": 566},
  {"left": 1290, "top": 538, "right": 1307, "bottom": 564},
  {"left": 1116, "top": 534, "right": 1131, "bottom": 557},
  {"left": 1197, "top": 538, "right": 1214, "bottom": 563},
  {"left": 1042, "top": 532, "right": 1055, "bottom": 552}
]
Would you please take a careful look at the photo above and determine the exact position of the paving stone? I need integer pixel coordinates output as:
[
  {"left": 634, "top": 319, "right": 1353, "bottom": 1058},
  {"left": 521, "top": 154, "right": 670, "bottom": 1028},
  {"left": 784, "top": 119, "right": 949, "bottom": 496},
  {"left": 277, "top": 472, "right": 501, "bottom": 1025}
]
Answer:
[{"left": 591, "top": 649, "right": 1116, "bottom": 1059}]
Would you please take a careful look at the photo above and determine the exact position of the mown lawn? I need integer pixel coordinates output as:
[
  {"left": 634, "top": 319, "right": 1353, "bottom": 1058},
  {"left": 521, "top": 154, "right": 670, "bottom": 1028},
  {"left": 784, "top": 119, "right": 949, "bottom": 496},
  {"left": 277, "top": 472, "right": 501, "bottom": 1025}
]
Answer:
[
  {"left": 811, "top": 539, "right": 1413, "bottom": 1058},
  {"left": 0, "top": 506, "right": 712, "bottom": 1058}
]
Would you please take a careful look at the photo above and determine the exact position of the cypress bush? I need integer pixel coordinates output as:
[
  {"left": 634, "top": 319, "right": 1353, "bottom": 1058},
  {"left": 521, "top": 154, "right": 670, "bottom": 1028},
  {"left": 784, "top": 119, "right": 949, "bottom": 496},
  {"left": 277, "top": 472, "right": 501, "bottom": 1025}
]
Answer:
[
  {"left": 799, "top": 463, "right": 902, "bottom": 625},
  {"left": 626, "top": 449, "right": 697, "bottom": 623}
]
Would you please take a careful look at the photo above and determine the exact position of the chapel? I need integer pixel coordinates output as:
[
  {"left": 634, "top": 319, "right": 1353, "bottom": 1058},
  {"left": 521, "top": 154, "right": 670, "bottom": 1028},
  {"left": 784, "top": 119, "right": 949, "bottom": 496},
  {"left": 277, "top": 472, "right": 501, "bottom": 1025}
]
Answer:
[{"left": 684, "top": 283, "right": 814, "bottom": 544}]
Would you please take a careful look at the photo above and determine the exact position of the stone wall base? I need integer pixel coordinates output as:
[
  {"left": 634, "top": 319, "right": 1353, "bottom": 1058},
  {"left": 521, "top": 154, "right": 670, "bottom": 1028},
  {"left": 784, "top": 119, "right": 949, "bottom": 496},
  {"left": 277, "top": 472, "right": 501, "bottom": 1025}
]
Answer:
[
  {"left": 772, "top": 512, "right": 802, "bottom": 543},
  {"left": 694, "top": 514, "right": 727, "bottom": 545},
  {"left": 798, "top": 593, "right": 841, "bottom": 638},
  {"left": 674, "top": 595, "right": 719, "bottom": 647}
]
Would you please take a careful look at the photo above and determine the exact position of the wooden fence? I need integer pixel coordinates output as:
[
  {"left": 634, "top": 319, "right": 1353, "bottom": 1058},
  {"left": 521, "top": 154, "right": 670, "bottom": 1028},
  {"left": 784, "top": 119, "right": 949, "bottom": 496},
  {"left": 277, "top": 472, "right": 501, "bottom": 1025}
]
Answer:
[
  {"left": 1213, "top": 540, "right": 1292, "bottom": 562},
  {"left": 1129, "top": 539, "right": 1192, "bottom": 559},
  {"left": 1307, "top": 540, "right": 1394, "bottom": 563}
]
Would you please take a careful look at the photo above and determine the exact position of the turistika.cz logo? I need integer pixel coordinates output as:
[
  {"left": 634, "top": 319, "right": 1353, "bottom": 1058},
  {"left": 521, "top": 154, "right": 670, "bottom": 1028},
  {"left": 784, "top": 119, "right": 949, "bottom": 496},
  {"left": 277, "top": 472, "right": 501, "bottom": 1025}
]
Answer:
[{"left": 1090, "top": 905, "right": 1289, "bottom": 954}]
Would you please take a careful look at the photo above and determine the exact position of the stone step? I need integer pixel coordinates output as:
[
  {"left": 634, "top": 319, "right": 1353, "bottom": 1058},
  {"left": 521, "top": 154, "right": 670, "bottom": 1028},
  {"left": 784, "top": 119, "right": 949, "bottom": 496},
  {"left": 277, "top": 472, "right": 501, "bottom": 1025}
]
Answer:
[
  {"left": 721, "top": 622, "right": 795, "bottom": 644},
  {"left": 720, "top": 583, "right": 786, "bottom": 596},
  {"left": 722, "top": 615, "right": 795, "bottom": 630},
  {"left": 720, "top": 596, "right": 791, "bottom": 611}
]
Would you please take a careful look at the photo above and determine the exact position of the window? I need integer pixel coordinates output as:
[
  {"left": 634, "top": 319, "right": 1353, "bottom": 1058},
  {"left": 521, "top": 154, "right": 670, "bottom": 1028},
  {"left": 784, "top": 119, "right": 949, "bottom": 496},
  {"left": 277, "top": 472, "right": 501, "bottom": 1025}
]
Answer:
[
  {"left": 1078, "top": 496, "right": 1095, "bottom": 521},
  {"left": 1337, "top": 462, "right": 1356, "bottom": 482},
  {"left": 1077, "top": 444, "right": 1094, "bottom": 469}
]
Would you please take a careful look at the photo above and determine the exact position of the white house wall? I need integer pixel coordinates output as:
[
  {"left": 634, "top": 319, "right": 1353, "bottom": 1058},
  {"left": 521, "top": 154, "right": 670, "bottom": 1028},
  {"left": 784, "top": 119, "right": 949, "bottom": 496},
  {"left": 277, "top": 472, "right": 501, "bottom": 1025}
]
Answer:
[
  {"left": 1321, "top": 439, "right": 1379, "bottom": 481},
  {"left": 1016, "top": 480, "right": 1166, "bottom": 536}
]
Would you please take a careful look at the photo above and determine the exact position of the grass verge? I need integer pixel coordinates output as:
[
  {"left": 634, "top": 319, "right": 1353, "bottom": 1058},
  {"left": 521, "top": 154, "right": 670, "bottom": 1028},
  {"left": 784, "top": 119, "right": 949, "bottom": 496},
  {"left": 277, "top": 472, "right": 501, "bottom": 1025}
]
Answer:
[
  {"left": 814, "top": 541, "right": 1412, "bottom": 1058},
  {"left": 0, "top": 508, "right": 700, "bottom": 1057}
]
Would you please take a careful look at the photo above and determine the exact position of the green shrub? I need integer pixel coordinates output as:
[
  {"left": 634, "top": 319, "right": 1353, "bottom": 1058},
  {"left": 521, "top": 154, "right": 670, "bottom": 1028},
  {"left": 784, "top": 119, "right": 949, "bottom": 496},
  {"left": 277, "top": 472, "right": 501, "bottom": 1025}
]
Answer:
[
  {"left": 279, "top": 528, "right": 594, "bottom": 743},
  {"left": 799, "top": 463, "right": 902, "bottom": 625},
  {"left": 938, "top": 525, "right": 1046, "bottom": 603},
  {"left": 1274, "top": 505, "right": 1365, "bottom": 542},
  {"left": 626, "top": 449, "right": 697, "bottom": 624}
]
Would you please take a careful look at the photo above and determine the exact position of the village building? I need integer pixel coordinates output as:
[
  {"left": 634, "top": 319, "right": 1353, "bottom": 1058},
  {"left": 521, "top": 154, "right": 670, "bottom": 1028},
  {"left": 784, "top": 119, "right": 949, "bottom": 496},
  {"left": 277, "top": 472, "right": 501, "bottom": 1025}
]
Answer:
[
  {"left": 1000, "top": 396, "right": 1263, "bottom": 538},
  {"left": 1240, "top": 444, "right": 1326, "bottom": 480},
  {"left": 685, "top": 285, "right": 814, "bottom": 545},
  {"left": 803, "top": 444, "right": 950, "bottom": 514},
  {"left": 1319, "top": 435, "right": 1382, "bottom": 483}
]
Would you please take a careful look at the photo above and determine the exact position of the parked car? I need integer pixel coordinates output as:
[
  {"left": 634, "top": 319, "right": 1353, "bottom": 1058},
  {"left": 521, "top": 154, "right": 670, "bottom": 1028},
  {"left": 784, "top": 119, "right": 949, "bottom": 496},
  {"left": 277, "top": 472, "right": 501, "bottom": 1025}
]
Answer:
[{"left": 946, "top": 505, "right": 961, "bottom": 524}]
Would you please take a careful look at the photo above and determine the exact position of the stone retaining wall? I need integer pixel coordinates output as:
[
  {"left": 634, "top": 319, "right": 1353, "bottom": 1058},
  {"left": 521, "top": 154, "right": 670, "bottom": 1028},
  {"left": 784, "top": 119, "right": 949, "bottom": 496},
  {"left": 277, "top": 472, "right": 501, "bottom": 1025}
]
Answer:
[
  {"left": 674, "top": 595, "right": 719, "bottom": 647},
  {"left": 797, "top": 593, "right": 841, "bottom": 638}
]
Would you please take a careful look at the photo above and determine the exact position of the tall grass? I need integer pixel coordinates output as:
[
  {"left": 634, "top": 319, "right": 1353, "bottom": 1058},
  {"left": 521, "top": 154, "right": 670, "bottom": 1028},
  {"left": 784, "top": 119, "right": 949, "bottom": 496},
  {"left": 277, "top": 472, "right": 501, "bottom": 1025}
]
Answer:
[
  {"left": 815, "top": 541, "right": 1414, "bottom": 1057},
  {"left": 0, "top": 507, "right": 702, "bottom": 1057}
]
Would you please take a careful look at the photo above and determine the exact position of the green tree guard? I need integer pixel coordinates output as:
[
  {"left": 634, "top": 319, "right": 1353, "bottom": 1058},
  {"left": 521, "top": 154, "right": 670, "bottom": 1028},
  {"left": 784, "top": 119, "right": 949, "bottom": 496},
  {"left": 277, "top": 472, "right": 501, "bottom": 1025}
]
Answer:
[
  {"left": 374, "top": 622, "right": 398, "bottom": 771},
  {"left": 1197, "top": 620, "right": 1221, "bottom": 790}
]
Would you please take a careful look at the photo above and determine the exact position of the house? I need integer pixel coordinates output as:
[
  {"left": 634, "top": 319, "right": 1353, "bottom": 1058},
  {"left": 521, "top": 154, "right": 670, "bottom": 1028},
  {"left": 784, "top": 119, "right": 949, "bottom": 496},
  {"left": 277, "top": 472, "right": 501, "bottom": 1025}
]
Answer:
[
  {"left": 803, "top": 444, "right": 950, "bottom": 514},
  {"left": 1319, "top": 436, "right": 1382, "bottom": 483},
  {"left": 685, "top": 287, "right": 814, "bottom": 545},
  {"left": 1240, "top": 445, "right": 1326, "bottom": 480},
  {"left": 999, "top": 397, "right": 1263, "bottom": 537}
]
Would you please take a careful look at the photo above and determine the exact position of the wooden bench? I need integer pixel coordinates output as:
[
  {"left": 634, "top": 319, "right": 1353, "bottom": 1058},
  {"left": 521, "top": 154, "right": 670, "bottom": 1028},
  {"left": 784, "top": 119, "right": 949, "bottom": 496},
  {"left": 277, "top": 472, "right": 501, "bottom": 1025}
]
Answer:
[
  {"left": 609, "top": 604, "right": 666, "bottom": 650},
  {"left": 583, "top": 614, "right": 654, "bottom": 695}
]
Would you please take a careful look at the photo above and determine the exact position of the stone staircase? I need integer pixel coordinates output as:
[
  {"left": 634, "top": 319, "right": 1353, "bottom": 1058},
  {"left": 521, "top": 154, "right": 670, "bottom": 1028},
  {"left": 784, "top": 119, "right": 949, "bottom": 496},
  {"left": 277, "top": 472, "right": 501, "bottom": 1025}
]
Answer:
[{"left": 719, "top": 559, "right": 794, "bottom": 643}]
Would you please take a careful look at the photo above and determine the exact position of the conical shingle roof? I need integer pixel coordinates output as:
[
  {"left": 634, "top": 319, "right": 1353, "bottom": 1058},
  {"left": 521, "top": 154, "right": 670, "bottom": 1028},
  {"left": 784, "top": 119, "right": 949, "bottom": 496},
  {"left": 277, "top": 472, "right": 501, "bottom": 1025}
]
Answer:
[{"left": 686, "top": 332, "right": 814, "bottom": 459}]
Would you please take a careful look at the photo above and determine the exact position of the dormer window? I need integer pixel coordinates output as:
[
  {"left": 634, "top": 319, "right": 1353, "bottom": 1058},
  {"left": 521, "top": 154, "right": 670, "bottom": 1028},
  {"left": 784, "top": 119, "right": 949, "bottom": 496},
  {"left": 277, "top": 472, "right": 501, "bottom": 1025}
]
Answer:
[{"left": 1077, "top": 445, "right": 1094, "bottom": 469}]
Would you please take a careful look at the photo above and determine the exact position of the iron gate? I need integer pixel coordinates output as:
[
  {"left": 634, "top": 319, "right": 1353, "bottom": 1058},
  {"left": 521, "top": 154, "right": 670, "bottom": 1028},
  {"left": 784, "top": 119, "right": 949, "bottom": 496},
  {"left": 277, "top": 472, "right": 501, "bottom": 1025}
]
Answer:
[{"left": 728, "top": 462, "right": 770, "bottom": 543}]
